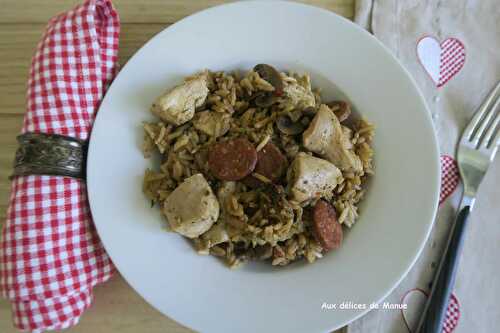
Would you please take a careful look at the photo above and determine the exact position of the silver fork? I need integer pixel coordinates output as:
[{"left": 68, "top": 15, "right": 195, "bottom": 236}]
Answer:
[{"left": 416, "top": 81, "right": 500, "bottom": 333}]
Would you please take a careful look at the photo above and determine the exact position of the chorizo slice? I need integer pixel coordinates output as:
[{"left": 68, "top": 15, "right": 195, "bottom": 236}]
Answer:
[
  {"left": 312, "top": 200, "right": 343, "bottom": 251},
  {"left": 208, "top": 138, "right": 258, "bottom": 181},
  {"left": 242, "top": 142, "right": 287, "bottom": 187}
]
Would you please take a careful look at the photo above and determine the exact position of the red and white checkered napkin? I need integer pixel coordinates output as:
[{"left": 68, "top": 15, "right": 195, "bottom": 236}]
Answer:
[{"left": 0, "top": 0, "right": 119, "bottom": 331}]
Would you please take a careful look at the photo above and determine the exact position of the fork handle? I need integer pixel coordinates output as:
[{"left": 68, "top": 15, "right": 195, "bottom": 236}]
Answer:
[{"left": 416, "top": 205, "right": 470, "bottom": 333}]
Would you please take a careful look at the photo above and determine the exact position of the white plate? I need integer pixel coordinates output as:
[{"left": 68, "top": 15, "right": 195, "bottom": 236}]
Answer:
[{"left": 87, "top": 1, "right": 440, "bottom": 332}]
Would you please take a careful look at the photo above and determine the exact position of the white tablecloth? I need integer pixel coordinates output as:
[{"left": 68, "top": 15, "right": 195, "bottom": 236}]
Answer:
[{"left": 349, "top": 1, "right": 500, "bottom": 332}]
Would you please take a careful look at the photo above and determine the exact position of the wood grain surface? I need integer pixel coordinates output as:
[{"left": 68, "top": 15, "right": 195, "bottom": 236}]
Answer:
[{"left": 0, "top": 1, "right": 353, "bottom": 332}]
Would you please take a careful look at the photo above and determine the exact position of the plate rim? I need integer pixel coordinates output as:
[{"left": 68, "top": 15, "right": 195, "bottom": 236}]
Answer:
[{"left": 87, "top": 1, "right": 441, "bottom": 331}]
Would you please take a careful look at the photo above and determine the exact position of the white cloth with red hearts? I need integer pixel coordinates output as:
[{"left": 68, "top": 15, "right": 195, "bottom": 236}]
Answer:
[{"left": 349, "top": 1, "right": 500, "bottom": 333}]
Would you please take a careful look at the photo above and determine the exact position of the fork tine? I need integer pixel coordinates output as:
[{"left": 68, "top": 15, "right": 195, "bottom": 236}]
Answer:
[
  {"left": 481, "top": 106, "right": 499, "bottom": 149},
  {"left": 465, "top": 81, "right": 500, "bottom": 141},
  {"left": 494, "top": 129, "right": 500, "bottom": 149},
  {"left": 475, "top": 96, "right": 500, "bottom": 148}
]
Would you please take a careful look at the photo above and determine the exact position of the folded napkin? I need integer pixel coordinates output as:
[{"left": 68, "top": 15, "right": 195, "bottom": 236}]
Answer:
[
  {"left": 350, "top": 1, "right": 500, "bottom": 332},
  {"left": 0, "top": 0, "right": 119, "bottom": 331}
]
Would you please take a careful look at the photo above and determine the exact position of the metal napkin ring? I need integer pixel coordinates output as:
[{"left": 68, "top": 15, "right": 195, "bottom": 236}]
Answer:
[{"left": 12, "top": 133, "right": 88, "bottom": 180}]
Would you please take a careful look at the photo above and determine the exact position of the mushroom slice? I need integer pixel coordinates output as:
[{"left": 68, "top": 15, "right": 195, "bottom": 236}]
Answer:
[
  {"left": 276, "top": 115, "right": 305, "bottom": 135},
  {"left": 253, "top": 64, "right": 284, "bottom": 95},
  {"left": 302, "top": 106, "right": 317, "bottom": 117},
  {"left": 254, "top": 92, "right": 279, "bottom": 108}
]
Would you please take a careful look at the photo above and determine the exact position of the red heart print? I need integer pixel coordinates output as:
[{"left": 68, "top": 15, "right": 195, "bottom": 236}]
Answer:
[
  {"left": 440, "top": 155, "right": 460, "bottom": 205},
  {"left": 401, "top": 288, "right": 461, "bottom": 333},
  {"left": 417, "top": 36, "right": 466, "bottom": 88}
]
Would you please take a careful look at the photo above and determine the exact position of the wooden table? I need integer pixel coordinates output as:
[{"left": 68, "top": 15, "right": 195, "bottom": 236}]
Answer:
[{"left": 0, "top": 1, "right": 353, "bottom": 332}]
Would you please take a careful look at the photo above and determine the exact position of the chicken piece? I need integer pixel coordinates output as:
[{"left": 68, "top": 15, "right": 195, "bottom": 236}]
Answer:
[
  {"left": 198, "top": 182, "right": 234, "bottom": 250},
  {"left": 282, "top": 79, "right": 316, "bottom": 110},
  {"left": 163, "top": 173, "right": 219, "bottom": 238},
  {"left": 288, "top": 153, "right": 342, "bottom": 203},
  {"left": 302, "top": 104, "right": 362, "bottom": 172},
  {"left": 201, "top": 222, "right": 229, "bottom": 247},
  {"left": 341, "top": 125, "right": 354, "bottom": 150},
  {"left": 193, "top": 111, "right": 231, "bottom": 137},
  {"left": 302, "top": 105, "right": 333, "bottom": 154},
  {"left": 151, "top": 72, "right": 210, "bottom": 126}
]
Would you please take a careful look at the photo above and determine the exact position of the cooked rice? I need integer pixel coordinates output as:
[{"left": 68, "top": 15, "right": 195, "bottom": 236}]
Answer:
[{"left": 142, "top": 68, "right": 375, "bottom": 268}]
